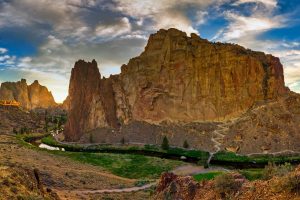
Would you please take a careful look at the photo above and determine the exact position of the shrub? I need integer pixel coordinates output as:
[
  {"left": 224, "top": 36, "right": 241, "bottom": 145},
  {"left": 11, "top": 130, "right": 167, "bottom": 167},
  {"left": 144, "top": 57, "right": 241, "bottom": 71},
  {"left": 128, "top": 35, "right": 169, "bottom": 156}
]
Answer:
[
  {"left": 272, "top": 174, "right": 300, "bottom": 194},
  {"left": 120, "top": 137, "right": 125, "bottom": 145},
  {"left": 12, "top": 128, "right": 18, "bottom": 134},
  {"left": 214, "top": 173, "right": 242, "bottom": 198},
  {"left": 183, "top": 140, "right": 189, "bottom": 149},
  {"left": 89, "top": 133, "right": 94, "bottom": 143},
  {"left": 161, "top": 136, "right": 169, "bottom": 150},
  {"left": 263, "top": 162, "right": 294, "bottom": 180}
]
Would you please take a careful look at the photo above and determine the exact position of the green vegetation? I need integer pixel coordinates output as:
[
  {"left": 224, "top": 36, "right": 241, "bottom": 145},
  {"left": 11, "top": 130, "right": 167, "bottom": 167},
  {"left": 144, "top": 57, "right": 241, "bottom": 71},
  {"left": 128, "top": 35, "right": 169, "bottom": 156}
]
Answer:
[
  {"left": 20, "top": 134, "right": 183, "bottom": 179},
  {"left": 183, "top": 140, "right": 189, "bottom": 149},
  {"left": 214, "top": 173, "right": 243, "bottom": 198},
  {"left": 213, "top": 151, "right": 300, "bottom": 165},
  {"left": 49, "top": 151, "right": 182, "bottom": 179},
  {"left": 41, "top": 135, "right": 210, "bottom": 162},
  {"left": 120, "top": 137, "right": 125, "bottom": 145},
  {"left": 161, "top": 136, "right": 169, "bottom": 150},
  {"left": 239, "top": 168, "right": 263, "bottom": 181},
  {"left": 89, "top": 133, "right": 94, "bottom": 143},
  {"left": 44, "top": 111, "right": 67, "bottom": 132},
  {"left": 262, "top": 162, "right": 294, "bottom": 180},
  {"left": 193, "top": 171, "right": 223, "bottom": 181}
]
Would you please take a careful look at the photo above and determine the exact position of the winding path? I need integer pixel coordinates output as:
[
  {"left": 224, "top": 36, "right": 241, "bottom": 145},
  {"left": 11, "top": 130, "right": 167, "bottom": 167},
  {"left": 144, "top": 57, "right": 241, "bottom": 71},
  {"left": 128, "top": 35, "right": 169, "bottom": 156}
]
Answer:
[{"left": 207, "top": 121, "right": 233, "bottom": 164}]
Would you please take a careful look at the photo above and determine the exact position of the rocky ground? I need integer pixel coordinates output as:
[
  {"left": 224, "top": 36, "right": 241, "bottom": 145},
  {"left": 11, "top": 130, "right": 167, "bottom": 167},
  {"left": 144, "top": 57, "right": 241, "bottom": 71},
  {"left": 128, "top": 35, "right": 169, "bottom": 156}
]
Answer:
[
  {"left": 80, "top": 92, "right": 300, "bottom": 155},
  {"left": 0, "top": 134, "right": 149, "bottom": 199},
  {"left": 222, "top": 92, "right": 300, "bottom": 154},
  {"left": 154, "top": 166, "right": 300, "bottom": 200},
  {"left": 0, "top": 106, "right": 44, "bottom": 134}
]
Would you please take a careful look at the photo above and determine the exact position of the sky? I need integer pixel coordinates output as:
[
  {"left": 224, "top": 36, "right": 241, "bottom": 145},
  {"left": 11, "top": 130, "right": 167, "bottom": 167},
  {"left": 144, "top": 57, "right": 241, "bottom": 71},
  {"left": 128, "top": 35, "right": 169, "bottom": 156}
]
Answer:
[{"left": 0, "top": 0, "right": 300, "bottom": 103}]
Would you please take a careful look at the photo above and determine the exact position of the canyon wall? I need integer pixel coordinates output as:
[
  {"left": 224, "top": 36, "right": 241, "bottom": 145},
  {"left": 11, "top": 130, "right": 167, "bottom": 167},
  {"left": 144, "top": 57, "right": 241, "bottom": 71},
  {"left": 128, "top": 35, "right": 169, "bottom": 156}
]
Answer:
[
  {"left": 64, "top": 28, "right": 288, "bottom": 141},
  {"left": 0, "top": 79, "right": 57, "bottom": 110}
]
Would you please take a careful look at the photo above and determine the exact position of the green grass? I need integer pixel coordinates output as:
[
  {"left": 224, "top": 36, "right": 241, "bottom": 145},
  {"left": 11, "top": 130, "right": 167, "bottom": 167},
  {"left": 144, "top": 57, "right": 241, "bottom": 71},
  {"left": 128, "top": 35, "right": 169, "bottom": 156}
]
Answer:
[
  {"left": 213, "top": 151, "right": 300, "bottom": 165},
  {"left": 51, "top": 151, "right": 182, "bottom": 179},
  {"left": 193, "top": 171, "right": 223, "bottom": 181},
  {"left": 41, "top": 135, "right": 210, "bottom": 161},
  {"left": 22, "top": 134, "right": 183, "bottom": 180},
  {"left": 239, "top": 168, "right": 264, "bottom": 181}
]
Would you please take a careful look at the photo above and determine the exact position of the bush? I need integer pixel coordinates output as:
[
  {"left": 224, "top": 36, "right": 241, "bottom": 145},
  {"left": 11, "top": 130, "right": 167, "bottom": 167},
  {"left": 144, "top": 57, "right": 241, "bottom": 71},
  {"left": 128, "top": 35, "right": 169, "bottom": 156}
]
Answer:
[
  {"left": 214, "top": 173, "right": 242, "bottom": 198},
  {"left": 120, "top": 137, "right": 125, "bottom": 145},
  {"left": 13, "top": 128, "right": 18, "bottom": 134},
  {"left": 262, "top": 162, "right": 294, "bottom": 180},
  {"left": 272, "top": 174, "right": 300, "bottom": 194},
  {"left": 89, "top": 133, "right": 94, "bottom": 143},
  {"left": 161, "top": 136, "right": 169, "bottom": 150},
  {"left": 183, "top": 140, "right": 189, "bottom": 149}
]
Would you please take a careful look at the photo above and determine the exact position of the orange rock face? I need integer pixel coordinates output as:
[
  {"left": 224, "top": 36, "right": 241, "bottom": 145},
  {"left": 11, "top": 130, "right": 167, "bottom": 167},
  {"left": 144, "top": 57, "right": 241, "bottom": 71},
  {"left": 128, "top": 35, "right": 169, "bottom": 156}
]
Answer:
[
  {"left": 64, "top": 28, "right": 288, "bottom": 141},
  {"left": 0, "top": 79, "right": 57, "bottom": 110}
]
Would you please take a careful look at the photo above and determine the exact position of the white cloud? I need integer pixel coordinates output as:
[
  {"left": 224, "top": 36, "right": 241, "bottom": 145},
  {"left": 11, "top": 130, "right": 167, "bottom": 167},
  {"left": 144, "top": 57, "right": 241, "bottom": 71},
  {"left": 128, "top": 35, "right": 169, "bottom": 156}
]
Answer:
[
  {"left": 0, "top": 48, "right": 7, "bottom": 54},
  {"left": 233, "top": 0, "right": 277, "bottom": 9},
  {"left": 196, "top": 11, "right": 208, "bottom": 25},
  {"left": 217, "top": 12, "right": 284, "bottom": 41},
  {"left": 113, "top": 0, "right": 220, "bottom": 35},
  {"left": 95, "top": 17, "right": 131, "bottom": 38}
]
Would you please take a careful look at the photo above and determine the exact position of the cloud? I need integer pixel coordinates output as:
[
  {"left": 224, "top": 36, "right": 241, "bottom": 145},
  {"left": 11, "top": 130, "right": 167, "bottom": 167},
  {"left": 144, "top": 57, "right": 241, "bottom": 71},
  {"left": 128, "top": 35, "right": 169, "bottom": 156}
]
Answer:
[
  {"left": 195, "top": 11, "right": 209, "bottom": 25},
  {"left": 0, "top": 48, "right": 8, "bottom": 54},
  {"left": 233, "top": 0, "right": 277, "bottom": 9},
  {"left": 95, "top": 17, "right": 131, "bottom": 39},
  {"left": 219, "top": 12, "right": 284, "bottom": 41},
  {"left": 112, "top": 0, "right": 222, "bottom": 35}
]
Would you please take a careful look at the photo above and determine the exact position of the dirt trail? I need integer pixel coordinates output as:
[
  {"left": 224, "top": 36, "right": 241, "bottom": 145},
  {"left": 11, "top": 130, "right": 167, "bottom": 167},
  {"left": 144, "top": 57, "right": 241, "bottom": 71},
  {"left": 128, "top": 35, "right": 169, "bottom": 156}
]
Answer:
[{"left": 207, "top": 121, "right": 235, "bottom": 164}]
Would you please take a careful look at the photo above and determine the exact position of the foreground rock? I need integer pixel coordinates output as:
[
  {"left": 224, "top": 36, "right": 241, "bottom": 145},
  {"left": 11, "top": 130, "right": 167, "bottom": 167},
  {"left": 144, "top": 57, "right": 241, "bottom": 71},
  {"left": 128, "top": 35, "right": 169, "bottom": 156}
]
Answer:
[
  {"left": 154, "top": 167, "right": 300, "bottom": 200},
  {"left": 0, "top": 165, "right": 59, "bottom": 199},
  {"left": 0, "top": 79, "right": 57, "bottom": 110}
]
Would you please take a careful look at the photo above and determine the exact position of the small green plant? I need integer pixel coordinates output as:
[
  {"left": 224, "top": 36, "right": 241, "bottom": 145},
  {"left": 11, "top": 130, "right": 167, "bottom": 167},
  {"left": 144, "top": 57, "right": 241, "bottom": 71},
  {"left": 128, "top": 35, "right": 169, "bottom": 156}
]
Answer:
[
  {"left": 120, "top": 137, "right": 125, "bottom": 145},
  {"left": 193, "top": 171, "right": 223, "bottom": 181},
  {"left": 89, "top": 133, "right": 94, "bottom": 143},
  {"left": 161, "top": 136, "right": 169, "bottom": 150},
  {"left": 183, "top": 140, "right": 189, "bottom": 149}
]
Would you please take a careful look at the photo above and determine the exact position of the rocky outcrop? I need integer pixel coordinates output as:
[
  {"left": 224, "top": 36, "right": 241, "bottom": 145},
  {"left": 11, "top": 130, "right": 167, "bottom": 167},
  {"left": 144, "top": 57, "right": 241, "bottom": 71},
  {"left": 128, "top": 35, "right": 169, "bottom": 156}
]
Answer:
[
  {"left": 0, "top": 79, "right": 57, "bottom": 110},
  {"left": 154, "top": 167, "right": 300, "bottom": 200},
  {"left": 64, "top": 28, "right": 288, "bottom": 141},
  {"left": 64, "top": 60, "right": 111, "bottom": 141}
]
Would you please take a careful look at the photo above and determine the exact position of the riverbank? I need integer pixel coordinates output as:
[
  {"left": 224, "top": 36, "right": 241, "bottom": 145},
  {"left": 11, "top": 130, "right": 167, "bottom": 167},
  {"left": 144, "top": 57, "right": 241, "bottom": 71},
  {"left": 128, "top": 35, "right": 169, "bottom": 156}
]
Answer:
[{"left": 37, "top": 134, "right": 300, "bottom": 169}]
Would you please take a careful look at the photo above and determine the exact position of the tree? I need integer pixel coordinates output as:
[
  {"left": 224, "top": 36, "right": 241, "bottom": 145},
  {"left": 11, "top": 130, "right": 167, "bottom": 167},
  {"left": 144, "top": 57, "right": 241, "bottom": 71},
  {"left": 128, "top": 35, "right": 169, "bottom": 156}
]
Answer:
[
  {"left": 12, "top": 128, "right": 18, "bottom": 134},
  {"left": 120, "top": 137, "right": 125, "bottom": 145},
  {"left": 44, "top": 110, "right": 49, "bottom": 132},
  {"left": 89, "top": 133, "right": 94, "bottom": 143},
  {"left": 183, "top": 140, "right": 189, "bottom": 149},
  {"left": 161, "top": 136, "right": 169, "bottom": 150}
]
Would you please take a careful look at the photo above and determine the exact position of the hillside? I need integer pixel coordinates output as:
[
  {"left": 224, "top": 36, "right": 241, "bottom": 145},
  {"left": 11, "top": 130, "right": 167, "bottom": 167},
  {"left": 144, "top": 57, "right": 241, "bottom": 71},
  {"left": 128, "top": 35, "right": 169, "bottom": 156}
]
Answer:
[{"left": 62, "top": 28, "right": 300, "bottom": 155}]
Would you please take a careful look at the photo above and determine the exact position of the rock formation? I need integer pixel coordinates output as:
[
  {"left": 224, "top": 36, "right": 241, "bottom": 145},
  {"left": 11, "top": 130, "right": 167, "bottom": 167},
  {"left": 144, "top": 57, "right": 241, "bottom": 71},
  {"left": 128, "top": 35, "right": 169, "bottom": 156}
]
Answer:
[
  {"left": 64, "top": 28, "right": 289, "bottom": 142},
  {"left": 154, "top": 167, "right": 300, "bottom": 200},
  {"left": 0, "top": 79, "right": 57, "bottom": 110}
]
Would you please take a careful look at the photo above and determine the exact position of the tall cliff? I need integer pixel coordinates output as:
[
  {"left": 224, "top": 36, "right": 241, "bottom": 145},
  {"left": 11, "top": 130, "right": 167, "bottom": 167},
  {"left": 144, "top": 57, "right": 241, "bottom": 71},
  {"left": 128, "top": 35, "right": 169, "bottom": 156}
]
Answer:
[
  {"left": 0, "top": 79, "right": 57, "bottom": 110},
  {"left": 64, "top": 28, "right": 288, "bottom": 141}
]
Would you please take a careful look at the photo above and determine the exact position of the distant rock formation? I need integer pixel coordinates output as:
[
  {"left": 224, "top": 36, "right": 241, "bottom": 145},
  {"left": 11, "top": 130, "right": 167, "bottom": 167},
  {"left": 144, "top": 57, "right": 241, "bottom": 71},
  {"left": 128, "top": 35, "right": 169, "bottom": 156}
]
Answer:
[
  {"left": 0, "top": 79, "right": 57, "bottom": 110},
  {"left": 64, "top": 28, "right": 288, "bottom": 142}
]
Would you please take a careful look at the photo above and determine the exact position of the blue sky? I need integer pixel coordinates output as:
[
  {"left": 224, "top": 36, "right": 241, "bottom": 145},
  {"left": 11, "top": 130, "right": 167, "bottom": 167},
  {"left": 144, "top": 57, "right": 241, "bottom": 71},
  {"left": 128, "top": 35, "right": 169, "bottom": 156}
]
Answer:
[{"left": 0, "top": 0, "right": 300, "bottom": 102}]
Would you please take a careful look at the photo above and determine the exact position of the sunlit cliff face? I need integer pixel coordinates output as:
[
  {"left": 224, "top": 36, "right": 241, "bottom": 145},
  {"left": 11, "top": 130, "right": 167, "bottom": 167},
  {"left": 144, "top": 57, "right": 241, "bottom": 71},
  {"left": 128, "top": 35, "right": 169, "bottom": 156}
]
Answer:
[{"left": 0, "top": 0, "right": 300, "bottom": 103}]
